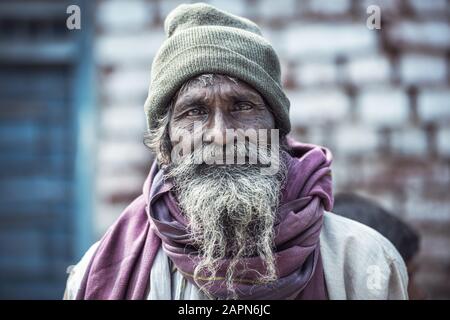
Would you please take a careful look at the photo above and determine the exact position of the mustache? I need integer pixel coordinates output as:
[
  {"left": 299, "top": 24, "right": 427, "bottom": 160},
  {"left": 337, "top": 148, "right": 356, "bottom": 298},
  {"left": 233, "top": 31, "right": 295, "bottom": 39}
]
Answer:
[{"left": 166, "top": 139, "right": 283, "bottom": 178}]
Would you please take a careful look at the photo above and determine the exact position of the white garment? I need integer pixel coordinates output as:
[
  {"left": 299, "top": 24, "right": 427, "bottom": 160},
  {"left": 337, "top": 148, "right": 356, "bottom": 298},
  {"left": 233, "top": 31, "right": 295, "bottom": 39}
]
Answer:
[{"left": 63, "top": 211, "right": 409, "bottom": 300}]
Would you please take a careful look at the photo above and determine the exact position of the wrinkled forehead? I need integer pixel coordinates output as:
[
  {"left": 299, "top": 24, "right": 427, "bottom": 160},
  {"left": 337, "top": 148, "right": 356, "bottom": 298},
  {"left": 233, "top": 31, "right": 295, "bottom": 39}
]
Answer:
[{"left": 173, "top": 74, "right": 266, "bottom": 106}]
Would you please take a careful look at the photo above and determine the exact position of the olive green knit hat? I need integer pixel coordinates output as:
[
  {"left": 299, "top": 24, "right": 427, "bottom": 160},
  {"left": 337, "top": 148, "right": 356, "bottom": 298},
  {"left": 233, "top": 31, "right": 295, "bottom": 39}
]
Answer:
[{"left": 144, "top": 2, "right": 291, "bottom": 134}]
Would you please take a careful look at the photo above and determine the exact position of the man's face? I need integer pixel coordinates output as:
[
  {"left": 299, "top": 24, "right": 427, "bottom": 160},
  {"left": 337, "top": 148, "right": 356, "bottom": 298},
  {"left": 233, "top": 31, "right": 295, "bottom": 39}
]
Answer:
[
  {"left": 163, "top": 74, "right": 287, "bottom": 298},
  {"left": 169, "top": 75, "right": 275, "bottom": 147}
]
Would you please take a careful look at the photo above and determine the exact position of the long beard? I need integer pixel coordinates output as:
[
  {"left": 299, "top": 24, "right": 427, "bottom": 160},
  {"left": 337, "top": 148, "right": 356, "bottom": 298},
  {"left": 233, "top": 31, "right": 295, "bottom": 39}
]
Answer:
[{"left": 164, "top": 141, "right": 288, "bottom": 299}]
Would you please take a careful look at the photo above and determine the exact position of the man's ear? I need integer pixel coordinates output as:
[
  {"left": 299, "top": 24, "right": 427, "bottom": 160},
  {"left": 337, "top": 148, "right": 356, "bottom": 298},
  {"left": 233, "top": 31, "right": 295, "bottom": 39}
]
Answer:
[{"left": 279, "top": 134, "right": 291, "bottom": 154}]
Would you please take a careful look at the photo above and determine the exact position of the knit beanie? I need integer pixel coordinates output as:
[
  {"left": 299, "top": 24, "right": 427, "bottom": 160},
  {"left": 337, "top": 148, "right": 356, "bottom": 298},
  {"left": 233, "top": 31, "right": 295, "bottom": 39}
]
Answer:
[{"left": 144, "top": 2, "right": 291, "bottom": 134}]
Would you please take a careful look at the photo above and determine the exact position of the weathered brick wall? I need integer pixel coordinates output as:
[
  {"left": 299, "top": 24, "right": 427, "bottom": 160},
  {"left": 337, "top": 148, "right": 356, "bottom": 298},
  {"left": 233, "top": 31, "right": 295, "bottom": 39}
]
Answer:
[{"left": 94, "top": 0, "right": 450, "bottom": 298}]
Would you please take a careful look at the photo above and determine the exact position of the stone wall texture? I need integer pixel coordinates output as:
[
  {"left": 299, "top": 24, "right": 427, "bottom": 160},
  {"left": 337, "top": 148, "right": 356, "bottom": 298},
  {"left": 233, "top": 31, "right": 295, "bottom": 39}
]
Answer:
[{"left": 93, "top": 0, "right": 450, "bottom": 299}]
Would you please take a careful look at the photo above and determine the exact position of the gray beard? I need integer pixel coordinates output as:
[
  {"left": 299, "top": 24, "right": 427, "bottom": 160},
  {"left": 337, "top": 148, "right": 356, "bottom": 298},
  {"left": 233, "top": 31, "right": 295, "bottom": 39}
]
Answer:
[{"left": 164, "top": 142, "right": 288, "bottom": 298}]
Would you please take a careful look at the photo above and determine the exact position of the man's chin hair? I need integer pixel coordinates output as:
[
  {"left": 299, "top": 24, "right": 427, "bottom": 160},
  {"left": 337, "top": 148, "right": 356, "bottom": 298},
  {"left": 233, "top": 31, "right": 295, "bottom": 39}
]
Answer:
[{"left": 164, "top": 148, "right": 288, "bottom": 299}]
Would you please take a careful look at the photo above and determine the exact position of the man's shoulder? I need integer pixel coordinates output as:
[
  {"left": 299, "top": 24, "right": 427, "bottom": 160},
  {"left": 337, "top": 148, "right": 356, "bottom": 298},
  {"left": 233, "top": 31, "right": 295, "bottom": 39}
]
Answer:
[
  {"left": 321, "top": 211, "right": 401, "bottom": 258},
  {"left": 320, "top": 211, "right": 409, "bottom": 299},
  {"left": 63, "top": 241, "right": 100, "bottom": 299}
]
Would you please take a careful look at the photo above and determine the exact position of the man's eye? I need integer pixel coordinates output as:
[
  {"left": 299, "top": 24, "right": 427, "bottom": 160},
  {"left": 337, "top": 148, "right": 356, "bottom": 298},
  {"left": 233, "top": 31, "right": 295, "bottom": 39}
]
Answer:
[
  {"left": 186, "top": 108, "right": 206, "bottom": 116},
  {"left": 233, "top": 103, "right": 253, "bottom": 111}
]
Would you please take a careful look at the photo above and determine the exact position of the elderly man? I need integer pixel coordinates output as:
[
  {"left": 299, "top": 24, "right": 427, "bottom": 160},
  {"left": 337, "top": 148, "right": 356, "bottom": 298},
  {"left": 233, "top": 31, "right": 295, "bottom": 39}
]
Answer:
[{"left": 64, "top": 3, "right": 408, "bottom": 300}]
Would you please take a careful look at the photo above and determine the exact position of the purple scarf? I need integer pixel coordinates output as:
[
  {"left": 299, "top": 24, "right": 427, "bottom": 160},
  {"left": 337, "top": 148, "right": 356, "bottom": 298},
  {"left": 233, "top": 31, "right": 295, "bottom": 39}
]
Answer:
[{"left": 75, "top": 138, "right": 333, "bottom": 300}]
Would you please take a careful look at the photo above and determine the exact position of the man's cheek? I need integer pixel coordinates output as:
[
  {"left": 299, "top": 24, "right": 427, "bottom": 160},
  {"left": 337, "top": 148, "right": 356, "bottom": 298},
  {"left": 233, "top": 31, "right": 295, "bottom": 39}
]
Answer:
[
  {"left": 170, "top": 126, "right": 194, "bottom": 163},
  {"left": 237, "top": 114, "right": 276, "bottom": 132}
]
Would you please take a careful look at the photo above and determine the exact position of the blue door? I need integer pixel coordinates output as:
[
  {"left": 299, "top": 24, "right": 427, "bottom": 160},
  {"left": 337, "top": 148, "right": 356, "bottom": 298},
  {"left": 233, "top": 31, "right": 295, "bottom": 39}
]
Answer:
[{"left": 0, "top": 0, "right": 94, "bottom": 299}]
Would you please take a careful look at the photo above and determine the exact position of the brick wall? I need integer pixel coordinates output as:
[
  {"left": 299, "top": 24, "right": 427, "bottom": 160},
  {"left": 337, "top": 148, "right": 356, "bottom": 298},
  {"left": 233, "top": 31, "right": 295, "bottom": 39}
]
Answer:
[{"left": 93, "top": 0, "right": 450, "bottom": 298}]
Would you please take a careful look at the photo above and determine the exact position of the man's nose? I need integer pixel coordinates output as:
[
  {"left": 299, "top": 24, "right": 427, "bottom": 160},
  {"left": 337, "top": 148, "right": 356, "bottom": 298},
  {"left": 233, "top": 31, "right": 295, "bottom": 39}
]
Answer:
[{"left": 206, "top": 111, "right": 234, "bottom": 145}]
